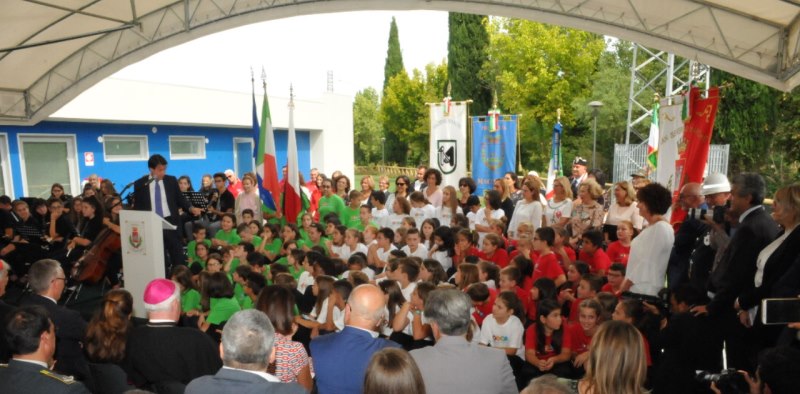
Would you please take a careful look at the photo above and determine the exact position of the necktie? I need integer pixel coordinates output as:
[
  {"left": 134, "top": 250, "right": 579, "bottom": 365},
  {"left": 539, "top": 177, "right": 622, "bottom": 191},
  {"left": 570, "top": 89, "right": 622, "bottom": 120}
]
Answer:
[{"left": 154, "top": 180, "right": 163, "bottom": 217}]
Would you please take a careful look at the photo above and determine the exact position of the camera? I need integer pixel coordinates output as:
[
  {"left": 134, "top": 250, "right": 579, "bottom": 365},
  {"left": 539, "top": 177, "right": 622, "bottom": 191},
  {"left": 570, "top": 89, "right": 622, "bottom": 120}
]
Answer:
[
  {"left": 695, "top": 369, "right": 749, "bottom": 394},
  {"left": 687, "top": 204, "right": 728, "bottom": 224}
]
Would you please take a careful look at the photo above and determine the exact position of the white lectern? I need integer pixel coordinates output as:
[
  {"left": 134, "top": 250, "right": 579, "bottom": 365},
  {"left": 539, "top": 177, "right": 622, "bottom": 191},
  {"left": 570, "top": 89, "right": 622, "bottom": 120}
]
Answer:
[{"left": 120, "top": 210, "right": 177, "bottom": 318}]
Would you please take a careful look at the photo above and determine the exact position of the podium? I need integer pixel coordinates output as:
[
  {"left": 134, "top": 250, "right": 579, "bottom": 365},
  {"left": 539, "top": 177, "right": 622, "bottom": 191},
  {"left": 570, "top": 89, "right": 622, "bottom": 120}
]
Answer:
[{"left": 120, "top": 210, "right": 177, "bottom": 318}]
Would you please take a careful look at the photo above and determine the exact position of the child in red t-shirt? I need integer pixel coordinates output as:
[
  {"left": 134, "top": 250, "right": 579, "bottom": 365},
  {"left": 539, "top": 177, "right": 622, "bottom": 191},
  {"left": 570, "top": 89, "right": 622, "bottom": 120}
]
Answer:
[
  {"left": 606, "top": 220, "right": 633, "bottom": 266},
  {"left": 565, "top": 274, "right": 603, "bottom": 322},
  {"left": 499, "top": 266, "right": 531, "bottom": 319},
  {"left": 578, "top": 229, "right": 612, "bottom": 276},
  {"left": 453, "top": 229, "right": 481, "bottom": 269},
  {"left": 479, "top": 233, "right": 510, "bottom": 268},
  {"left": 466, "top": 282, "right": 497, "bottom": 326},
  {"left": 524, "top": 299, "right": 572, "bottom": 378},
  {"left": 510, "top": 255, "right": 535, "bottom": 293},
  {"left": 600, "top": 263, "right": 626, "bottom": 297},
  {"left": 532, "top": 227, "right": 566, "bottom": 286},
  {"left": 568, "top": 298, "right": 603, "bottom": 370},
  {"left": 477, "top": 260, "right": 500, "bottom": 290},
  {"left": 553, "top": 227, "right": 577, "bottom": 270}
]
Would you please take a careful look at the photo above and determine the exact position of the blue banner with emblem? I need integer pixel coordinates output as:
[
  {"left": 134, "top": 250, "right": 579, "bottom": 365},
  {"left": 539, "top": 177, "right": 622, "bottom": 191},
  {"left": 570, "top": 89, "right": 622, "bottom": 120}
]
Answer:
[{"left": 471, "top": 114, "right": 518, "bottom": 196}]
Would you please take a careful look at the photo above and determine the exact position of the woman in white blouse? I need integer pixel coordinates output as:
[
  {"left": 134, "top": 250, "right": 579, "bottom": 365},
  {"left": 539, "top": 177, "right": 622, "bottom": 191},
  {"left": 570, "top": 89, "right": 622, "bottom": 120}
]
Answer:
[
  {"left": 507, "top": 178, "right": 544, "bottom": 240},
  {"left": 622, "top": 183, "right": 674, "bottom": 297},
  {"left": 603, "top": 181, "right": 643, "bottom": 242},
  {"left": 544, "top": 176, "right": 573, "bottom": 229},
  {"left": 735, "top": 184, "right": 800, "bottom": 330}
]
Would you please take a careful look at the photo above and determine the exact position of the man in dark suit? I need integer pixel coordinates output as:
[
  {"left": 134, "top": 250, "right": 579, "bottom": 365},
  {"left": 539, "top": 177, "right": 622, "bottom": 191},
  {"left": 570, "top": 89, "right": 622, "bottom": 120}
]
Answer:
[
  {"left": 19, "top": 259, "right": 88, "bottom": 381},
  {"left": 186, "top": 309, "right": 304, "bottom": 394},
  {"left": 0, "top": 259, "right": 15, "bottom": 362},
  {"left": 0, "top": 305, "right": 90, "bottom": 393},
  {"left": 410, "top": 288, "right": 517, "bottom": 394},
  {"left": 698, "top": 173, "right": 779, "bottom": 371},
  {"left": 310, "top": 284, "right": 400, "bottom": 394},
  {"left": 569, "top": 157, "right": 588, "bottom": 198},
  {"left": 131, "top": 154, "right": 200, "bottom": 273},
  {"left": 124, "top": 279, "right": 221, "bottom": 389}
]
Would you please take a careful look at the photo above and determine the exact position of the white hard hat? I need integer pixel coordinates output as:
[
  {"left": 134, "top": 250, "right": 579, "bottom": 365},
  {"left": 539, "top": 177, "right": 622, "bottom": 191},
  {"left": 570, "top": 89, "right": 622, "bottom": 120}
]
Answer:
[{"left": 702, "top": 173, "right": 731, "bottom": 195}]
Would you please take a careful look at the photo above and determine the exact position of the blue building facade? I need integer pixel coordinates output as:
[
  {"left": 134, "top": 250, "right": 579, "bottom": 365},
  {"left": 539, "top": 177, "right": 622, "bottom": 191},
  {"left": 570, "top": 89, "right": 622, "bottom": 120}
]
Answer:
[{"left": 0, "top": 120, "right": 311, "bottom": 199}]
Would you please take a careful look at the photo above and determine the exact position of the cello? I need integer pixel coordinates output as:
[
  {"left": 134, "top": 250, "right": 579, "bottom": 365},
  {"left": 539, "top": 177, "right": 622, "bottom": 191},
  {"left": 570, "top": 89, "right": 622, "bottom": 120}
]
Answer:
[{"left": 76, "top": 228, "right": 121, "bottom": 284}]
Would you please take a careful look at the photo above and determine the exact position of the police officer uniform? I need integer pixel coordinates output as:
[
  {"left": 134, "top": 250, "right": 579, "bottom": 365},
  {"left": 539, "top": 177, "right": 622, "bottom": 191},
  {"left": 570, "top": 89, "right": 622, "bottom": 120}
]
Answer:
[{"left": 0, "top": 359, "right": 89, "bottom": 393}]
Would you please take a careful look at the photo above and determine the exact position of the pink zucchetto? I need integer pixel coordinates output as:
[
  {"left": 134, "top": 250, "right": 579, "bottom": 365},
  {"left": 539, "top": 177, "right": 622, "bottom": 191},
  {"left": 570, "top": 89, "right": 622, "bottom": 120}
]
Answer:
[{"left": 143, "top": 278, "right": 177, "bottom": 305}]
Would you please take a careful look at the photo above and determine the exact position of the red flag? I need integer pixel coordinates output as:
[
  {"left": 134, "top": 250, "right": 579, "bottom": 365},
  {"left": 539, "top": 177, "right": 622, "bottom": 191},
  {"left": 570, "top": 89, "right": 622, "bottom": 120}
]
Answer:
[{"left": 670, "top": 87, "right": 720, "bottom": 224}]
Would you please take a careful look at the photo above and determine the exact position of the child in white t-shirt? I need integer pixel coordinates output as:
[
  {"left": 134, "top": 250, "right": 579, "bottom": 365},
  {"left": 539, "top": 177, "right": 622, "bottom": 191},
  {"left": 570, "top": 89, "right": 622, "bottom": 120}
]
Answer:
[
  {"left": 400, "top": 228, "right": 428, "bottom": 259},
  {"left": 479, "top": 290, "right": 525, "bottom": 360},
  {"left": 409, "top": 191, "right": 436, "bottom": 230}
]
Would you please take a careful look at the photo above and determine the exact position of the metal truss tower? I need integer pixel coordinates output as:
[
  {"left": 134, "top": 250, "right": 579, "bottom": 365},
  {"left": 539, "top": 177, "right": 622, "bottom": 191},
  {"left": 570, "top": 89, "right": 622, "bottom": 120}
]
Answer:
[{"left": 625, "top": 44, "right": 711, "bottom": 145}]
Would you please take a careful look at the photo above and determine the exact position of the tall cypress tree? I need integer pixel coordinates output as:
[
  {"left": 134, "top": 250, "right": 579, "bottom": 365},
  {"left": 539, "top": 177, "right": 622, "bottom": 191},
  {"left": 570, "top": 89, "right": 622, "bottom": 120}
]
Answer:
[
  {"left": 382, "top": 16, "right": 405, "bottom": 164},
  {"left": 383, "top": 17, "right": 405, "bottom": 93},
  {"left": 448, "top": 12, "right": 492, "bottom": 115}
]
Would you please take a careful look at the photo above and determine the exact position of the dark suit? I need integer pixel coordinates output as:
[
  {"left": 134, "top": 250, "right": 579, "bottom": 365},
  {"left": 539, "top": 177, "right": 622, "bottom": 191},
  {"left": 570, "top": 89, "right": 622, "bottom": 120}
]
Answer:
[
  {"left": 131, "top": 174, "right": 193, "bottom": 271},
  {"left": 668, "top": 217, "right": 709, "bottom": 289},
  {"left": 0, "top": 300, "right": 14, "bottom": 363},
  {"left": 310, "top": 326, "right": 400, "bottom": 394},
  {"left": 0, "top": 359, "right": 90, "bottom": 394},
  {"left": 185, "top": 367, "right": 305, "bottom": 394},
  {"left": 707, "top": 206, "right": 778, "bottom": 370},
  {"left": 410, "top": 335, "right": 517, "bottom": 394},
  {"left": 19, "top": 294, "right": 88, "bottom": 381}
]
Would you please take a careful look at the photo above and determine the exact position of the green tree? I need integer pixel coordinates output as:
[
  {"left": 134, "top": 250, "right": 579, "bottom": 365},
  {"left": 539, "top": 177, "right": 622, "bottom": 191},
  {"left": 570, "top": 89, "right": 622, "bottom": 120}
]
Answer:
[
  {"left": 448, "top": 12, "right": 492, "bottom": 115},
  {"left": 383, "top": 17, "right": 404, "bottom": 93},
  {"left": 381, "top": 62, "right": 448, "bottom": 165},
  {"left": 710, "top": 70, "right": 780, "bottom": 178},
  {"left": 484, "top": 18, "right": 605, "bottom": 172},
  {"left": 571, "top": 40, "right": 635, "bottom": 172},
  {"left": 352, "top": 87, "right": 382, "bottom": 165}
]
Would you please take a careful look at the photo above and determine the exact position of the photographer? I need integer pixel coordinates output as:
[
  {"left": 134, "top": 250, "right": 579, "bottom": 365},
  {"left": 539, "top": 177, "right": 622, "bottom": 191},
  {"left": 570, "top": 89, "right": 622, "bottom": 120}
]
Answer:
[
  {"left": 667, "top": 182, "right": 708, "bottom": 289},
  {"left": 692, "top": 173, "right": 779, "bottom": 371},
  {"left": 688, "top": 173, "right": 731, "bottom": 294},
  {"left": 708, "top": 346, "right": 800, "bottom": 394},
  {"left": 645, "top": 284, "right": 722, "bottom": 393}
]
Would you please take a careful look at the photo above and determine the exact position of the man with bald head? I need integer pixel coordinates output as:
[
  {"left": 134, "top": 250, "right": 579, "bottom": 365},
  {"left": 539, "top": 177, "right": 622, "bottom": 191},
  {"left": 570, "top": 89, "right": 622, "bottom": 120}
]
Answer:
[
  {"left": 667, "top": 182, "right": 708, "bottom": 289},
  {"left": 310, "top": 284, "right": 400, "bottom": 394}
]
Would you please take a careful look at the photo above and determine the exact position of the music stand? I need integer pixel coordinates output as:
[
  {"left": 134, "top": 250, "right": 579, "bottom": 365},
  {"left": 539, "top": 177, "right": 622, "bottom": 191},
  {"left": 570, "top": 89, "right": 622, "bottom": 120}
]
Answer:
[{"left": 182, "top": 192, "right": 208, "bottom": 211}]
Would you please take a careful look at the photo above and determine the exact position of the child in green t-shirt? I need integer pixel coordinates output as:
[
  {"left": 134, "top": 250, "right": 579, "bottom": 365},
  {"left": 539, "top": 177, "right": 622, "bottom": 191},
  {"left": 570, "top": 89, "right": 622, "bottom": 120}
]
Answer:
[
  {"left": 257, "top": 223, "right": 283, "bottom": 260},
  {"left": 186, "top": 223, "right": 212, "bottom": 265},
  {"left": 287, "top": 248, "right": 306, "bottom": 280},
  {"left": 212, "top": 213, "right": 241, "bottom": 248},
  {"left": 171, "top": 265, "right": 200, "bottom": 314},
  {"left": 340, "top": 190, "right": 363, "bottom": 229},
  {"left": 242, "top": 271, "right": 266, "bottom": 310}
]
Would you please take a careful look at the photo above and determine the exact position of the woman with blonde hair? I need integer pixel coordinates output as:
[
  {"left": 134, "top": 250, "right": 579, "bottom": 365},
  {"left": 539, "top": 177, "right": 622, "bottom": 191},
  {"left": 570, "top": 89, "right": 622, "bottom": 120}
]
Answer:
[
  {"left": 360, "top": 175, "right": 376, "bottom": 206},
  {"left": 493, "top": 178, "right": 515, "bottom": 220},
  {"left": 508, "top": 178, "right": 544, "bottom": 240},
  {"left": 603, "top": 181, "right": 643, "bottom": 242},
  {"left": 568, "top": 179, "right": 605, "bottom": 246},
  {"left": 579, "top": 320, "right": 648, "bottom": 394},
  {"left": 234, "top": 172, "right": 262, "bottom": 224},
  {"left": 544, "top": 176, "right": 573, "bottom": 228}
]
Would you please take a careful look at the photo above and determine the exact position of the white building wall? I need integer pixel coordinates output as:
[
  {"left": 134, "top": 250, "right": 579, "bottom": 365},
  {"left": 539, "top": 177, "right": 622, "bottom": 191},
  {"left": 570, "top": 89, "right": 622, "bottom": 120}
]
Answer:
[{"left": 50, "top": 78, "right": 354, "bottom": 178}]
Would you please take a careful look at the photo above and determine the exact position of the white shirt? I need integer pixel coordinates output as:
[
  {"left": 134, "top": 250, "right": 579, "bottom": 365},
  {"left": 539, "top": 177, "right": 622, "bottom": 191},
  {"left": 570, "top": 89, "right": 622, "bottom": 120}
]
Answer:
[
  {"left": 479, "top": 315, "right": 525, "bottom": 359},
  {"left": 544, "top": 198, "right": 572, "bottom": 227},
  {"left": 222, "top": 366, "right": 280, "bottom": 382},
  {"left": 402, "top": 244, "right": 429, "bottom": 259},
  {"left": 371, "top": 207, "right": 389, "bottom": 224},
  {"left": 383, "top": 214, "right": 408, "bottom": 232},
  {"left": 315, "top": 298, "right": 345, "bottom": 332},
  {"left": 377, "top": 244, "right": 397, "bottom": 264},
  {"left": 627, "top": 220, "right": 674, "bottom": 296},
  {"left": 507, "top": 199, "right": 543, "bottom": 238},
  {"left": 431, "top": 250, "right": 453, "bottom": 272},
  {"left": 339, "top": 243, "right": 368, "bottom": 260},
  {"left": 342, "top": 266, "right": 376, "bottom": 280},
  {"left": 296, "top": 271, "right": 314, "bottom": 293},
  {"left": 400, "top": 281, "right": 417, "bottom": 302},
  {"left": 475, "top": 208, "right": 505, "bottom": 246},
  {"left": 435, "top": 205, "right": 463, "bottom": 228},
  {"left": 466, "top": 211, "right": 479, "bottom": 231},
  {"left": 605, "top": 202, "right": 644, "bottom": 229},
  {"left": 410, "top": 204, "right": 436, "bottom": 228},
  {"left": 149, "top": 178, "right": 171, "bottom": 217}
]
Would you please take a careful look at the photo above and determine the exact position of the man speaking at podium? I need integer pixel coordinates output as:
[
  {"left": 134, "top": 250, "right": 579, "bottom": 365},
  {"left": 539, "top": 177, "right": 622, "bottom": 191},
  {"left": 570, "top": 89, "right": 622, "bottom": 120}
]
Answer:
[{"left": 131, "top": 154, "right": 201, "bottom": 274}]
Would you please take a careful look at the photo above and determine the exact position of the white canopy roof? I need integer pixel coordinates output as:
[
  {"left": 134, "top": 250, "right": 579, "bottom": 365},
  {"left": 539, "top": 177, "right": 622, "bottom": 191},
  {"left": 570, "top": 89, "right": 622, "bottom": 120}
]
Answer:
[{"left": 2, "top": 0, "right": 799, "bottom": 125}]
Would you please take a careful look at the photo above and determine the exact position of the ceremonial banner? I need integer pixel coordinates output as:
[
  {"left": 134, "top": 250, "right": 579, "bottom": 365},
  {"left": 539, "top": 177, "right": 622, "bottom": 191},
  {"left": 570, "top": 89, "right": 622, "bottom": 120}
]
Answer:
[
  {"left": 545, "top": 121, "right": 563, "bottom": 199},
  {"left": 471, "top": 115, "right": 518, "bottom": 196},
  {"left": 670, "top": 87, "right": 720, "bottom": 224},
  {"left": 429, "top": 101, "right": 468, "bottom": 188},
  {"left": 655, "top": 97, "right": 684, "bottom": 195}
]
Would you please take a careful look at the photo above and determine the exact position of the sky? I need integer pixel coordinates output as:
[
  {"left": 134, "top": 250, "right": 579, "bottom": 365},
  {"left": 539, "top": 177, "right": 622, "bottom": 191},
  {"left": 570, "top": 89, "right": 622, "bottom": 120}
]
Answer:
[{"left": 112, "top": 11, "right": 450, "bottom": 99}]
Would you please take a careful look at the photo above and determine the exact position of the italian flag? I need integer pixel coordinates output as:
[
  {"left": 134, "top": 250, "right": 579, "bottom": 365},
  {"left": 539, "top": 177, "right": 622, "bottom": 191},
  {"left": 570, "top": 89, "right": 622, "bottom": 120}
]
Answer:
[
  {"left": 283, "top": 91, "right": 310, "bottom": 224},
  {"left": 255, "top": 82, "right": 280, "bottom": 211},
  {"left": 647, "top": 101, "right": 659, "bottom": 170}
]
